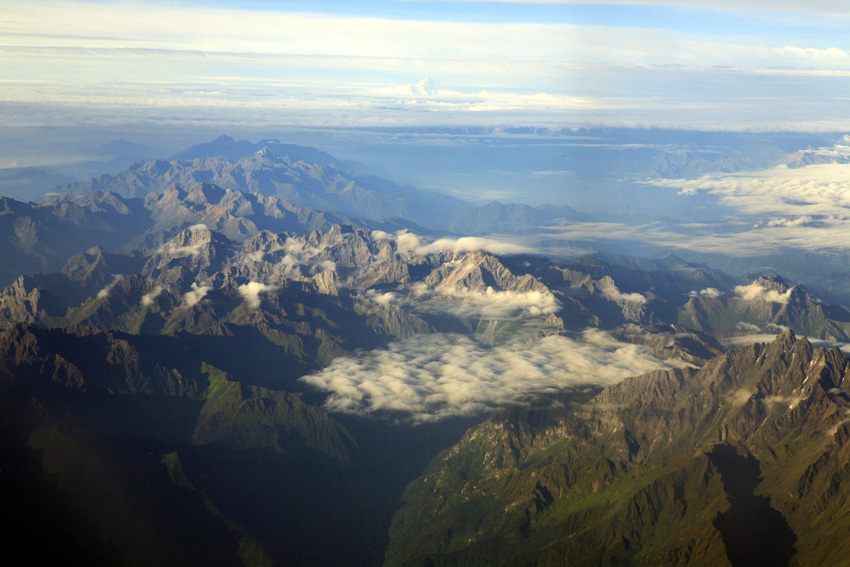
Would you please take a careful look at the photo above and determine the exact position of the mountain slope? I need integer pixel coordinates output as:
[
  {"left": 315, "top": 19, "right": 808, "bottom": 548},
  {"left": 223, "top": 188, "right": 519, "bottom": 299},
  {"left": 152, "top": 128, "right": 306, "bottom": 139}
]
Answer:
[
  {"left": 0, "top": 322, "right": 363, "bottom": 566},
  {"left": 386, "top": 332, "right": 850, "bottom": 566},
  {"left": 58, "top": 145, "right": 469, "bottom": 229},
  {"left": 0, "top": 193, "right": 153, "bottom": 287}
]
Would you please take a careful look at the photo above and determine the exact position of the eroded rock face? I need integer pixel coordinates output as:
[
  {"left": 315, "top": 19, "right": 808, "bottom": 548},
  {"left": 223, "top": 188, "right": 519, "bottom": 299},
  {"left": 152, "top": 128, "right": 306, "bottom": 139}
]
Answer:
[{"left": 386, "top": 332, "right": 850, "bottom": 567}]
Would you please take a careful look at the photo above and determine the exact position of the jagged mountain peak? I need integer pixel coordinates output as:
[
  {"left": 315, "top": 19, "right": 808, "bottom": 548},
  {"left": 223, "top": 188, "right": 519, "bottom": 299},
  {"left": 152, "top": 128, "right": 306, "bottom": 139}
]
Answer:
[
  {"left": 52, "top": 190, "right": 134, "bottom": 214},
  {"left": 254, "top": 145, "right": 277, "bottom": 161},
  {"left": 84, "top": 244, "right": 108, "bottom": 258},
  {"left": 60, "top": 245, "right": 108, "bottom": 279},
  {"left": 241, "top": 229, "right": 287, "bottom": 252},
  {"left": 776, "top": 135, "right": 850, "bottom": 168},
  {"left": 410, "top": 77, "right": 442, "bottom": 95},
  {"left": 144, "top": 224, "right": 235, "bottom": 282},
  {"left": 326, "top": 223, "right": 356, "bottom": 237},
  {"left": 184, "top": 182, "right": 227, "bottom": 205},
  {"left": 752, "top": 273, "right": 790, "bottom": 292},
  {"left": 169, "top": 223, "right": 216, "bottom": 245}
]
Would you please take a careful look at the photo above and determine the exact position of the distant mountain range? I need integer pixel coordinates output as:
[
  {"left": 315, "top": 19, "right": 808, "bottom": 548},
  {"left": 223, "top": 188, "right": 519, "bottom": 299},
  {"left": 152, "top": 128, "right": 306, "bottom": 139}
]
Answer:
[
  {"left": 0, "top": 135, "right": 589, "bottom": 290},
  {"left": 56, "top": 142, "right": 470, "bottom": 230},
  {"left": 775, "top": 135, "right": 850, "bottom": 169},
  {"left": 169, "top": 135, "right": 367, "bottom": 170}
]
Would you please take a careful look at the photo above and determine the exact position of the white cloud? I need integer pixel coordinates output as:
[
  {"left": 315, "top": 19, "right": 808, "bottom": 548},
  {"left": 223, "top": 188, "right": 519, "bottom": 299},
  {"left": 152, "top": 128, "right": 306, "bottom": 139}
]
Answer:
[
  {"left": 183, "top": 282, "right": 211, "bottom": 307},
  {"left": 410, "top": 282, "right": 560, "bottom": 319},
  {"left": 277, "top": 238, "right": 334, "bottom": 277},
  {"left": 157, "top": 241, "right": 204, "bottom": 258},
  {"left": 141, "top": 285, "right": 163, "bottom": 307},
  {"left": 765, "top": 216, "right": 814, "bottom": 228},
  {"left": 689, "top": 287, "right": 722, "bottom": 298},
  {"left": 723, "top": 333, "right": 785, "bottom": 347},
  {"left": 485, "top": 0, "right": 850, "bottom": 14},
  {"left": 366, "top": 289, "right": 400, "bottom": 307},
  {"left": 540, "top": 213, "right": 850, "bottom": 258},
  {"left": 8, "top": 1, "right": 850, "bottom": 133},
  {"left": 237, "top": 281, "right": 278, "bottom": 309},
  {"left": 428, "top": 286, "right": 560, "bottom": 320},
  {"left": 300, "top": 329, "right": 678, "bottom": 423},
  {"left": 735, "top": 321, "right": 762, "bottom": 333},
  {"left": 96, "top": 274, "right": 122, "bottom": 299},
  {"left": 396, "top": 231, "right": 424, "bottom": 253},
  {"left": 243, "top": 250, "right": 265, "bottom": 264},
  {"left": 600, "top": 282, "right": 647, "bottom": 305},
  {"left": 4, "top": 3, "right": 570, "bottom": 63},
  {"left": 734, "top": 282, "right": 793, "bottom": 304},
  {"left": 415, "top": 236, "right": 534, "bottom": 256},
  {"left": 654, "top": 164, "right": 850, "bottom": 219},
  {"left": 775, "top": 46, "right": 850, "bottom": 62}
]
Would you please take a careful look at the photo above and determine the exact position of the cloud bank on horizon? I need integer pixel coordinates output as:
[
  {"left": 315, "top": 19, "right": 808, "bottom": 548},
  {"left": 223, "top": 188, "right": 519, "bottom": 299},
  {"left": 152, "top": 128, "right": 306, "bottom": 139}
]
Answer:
[
  {"left": 533, "top": 133, "right": 850, "bottom": 262},
  {"left": 4, "top": 0, "right": 850, "bottom": 131}
]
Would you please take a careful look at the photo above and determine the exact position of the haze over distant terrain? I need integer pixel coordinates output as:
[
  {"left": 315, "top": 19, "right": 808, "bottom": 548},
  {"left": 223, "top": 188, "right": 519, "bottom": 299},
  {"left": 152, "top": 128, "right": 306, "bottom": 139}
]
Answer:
[{"left": 7, "top": 0, "right": 850, "bottom": 187}]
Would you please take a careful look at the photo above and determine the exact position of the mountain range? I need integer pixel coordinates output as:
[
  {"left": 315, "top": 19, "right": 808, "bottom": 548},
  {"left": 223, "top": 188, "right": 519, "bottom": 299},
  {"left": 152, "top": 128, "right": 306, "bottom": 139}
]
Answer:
[
  {"left": 3, "top": 135, "right": 850, "bottom": 566},
  {"left": 56, "top": 143, "right": 469, "bottom": 230},
  {"left": 386, "top": 331, "right": 850, "bottom": 566},
  {"left": 5, "top": 218, "right": 849, "bottom": 350}
]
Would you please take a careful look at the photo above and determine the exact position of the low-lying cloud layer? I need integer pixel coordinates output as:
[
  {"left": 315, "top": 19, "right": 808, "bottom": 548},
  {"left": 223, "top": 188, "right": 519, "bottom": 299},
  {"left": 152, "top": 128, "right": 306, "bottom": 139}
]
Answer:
[
  {"left": 300, "top": 329, "right": 677, "bottom": 423},
  {"left": 414, "top": 236, "right": 535, "bottom": 256},
  {"left": 411, "top": 283, "right": 560, "bottom": 319},
  {"left": 655, "top": 164, "right": 850, "bottom": 219}
]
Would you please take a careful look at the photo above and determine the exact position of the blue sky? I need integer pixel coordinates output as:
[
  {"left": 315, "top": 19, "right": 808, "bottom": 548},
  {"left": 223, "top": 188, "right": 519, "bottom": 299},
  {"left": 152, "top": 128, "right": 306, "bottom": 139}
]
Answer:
[{"left": 4, "top": 0, "right": 850, "bottom": 131}]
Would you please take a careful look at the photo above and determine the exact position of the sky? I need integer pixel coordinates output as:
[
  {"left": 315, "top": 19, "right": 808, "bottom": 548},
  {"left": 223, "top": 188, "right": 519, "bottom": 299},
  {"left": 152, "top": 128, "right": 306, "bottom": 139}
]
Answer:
[{"left": 5, "top": 0, "right": 850, "bottom": 131}]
